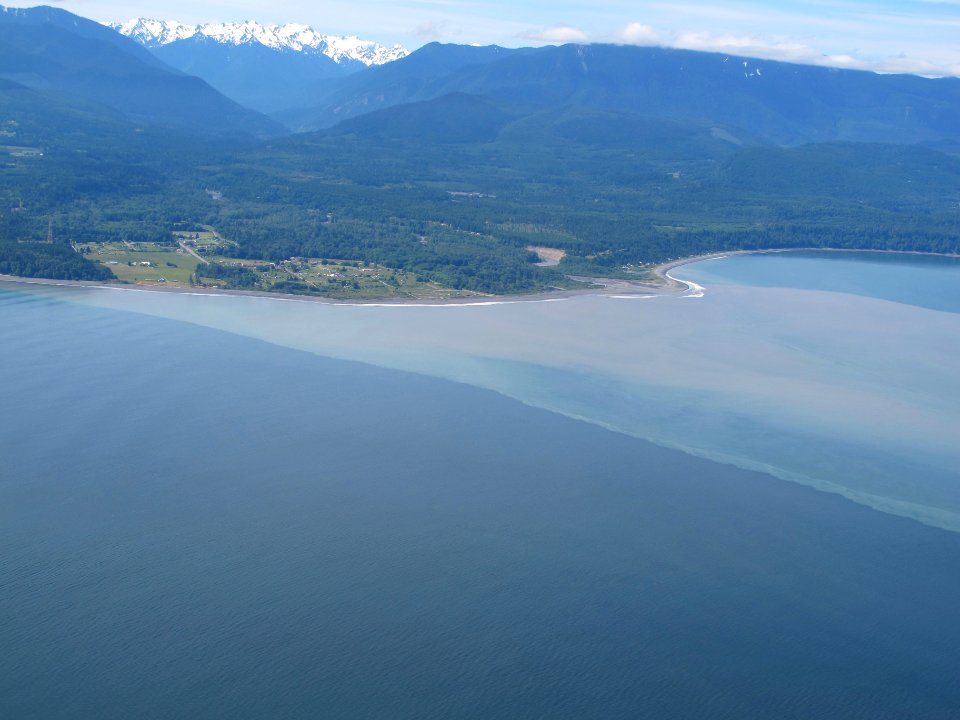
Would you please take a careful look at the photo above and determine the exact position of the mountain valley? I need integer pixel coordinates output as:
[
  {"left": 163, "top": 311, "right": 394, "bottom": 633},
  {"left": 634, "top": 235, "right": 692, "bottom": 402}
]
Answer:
[{"left": 1, "top": 4, "right": 958, "bottom": 297}]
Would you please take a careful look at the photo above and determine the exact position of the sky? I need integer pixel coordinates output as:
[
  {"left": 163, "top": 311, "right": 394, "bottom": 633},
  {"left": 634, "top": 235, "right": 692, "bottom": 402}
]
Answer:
[{"left": 13, "top": 0, "right": 960, "bottom": 76}]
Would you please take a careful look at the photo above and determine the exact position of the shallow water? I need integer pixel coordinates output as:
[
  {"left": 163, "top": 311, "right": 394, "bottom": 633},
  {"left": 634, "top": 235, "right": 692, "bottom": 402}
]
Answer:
[
  {"left": 678, "top": 250, "right": 960, "bottom": 313},
  {"left": 12, "top": 251, "right": 960, "bottom": 531},
  {"left": 3, "top": 284, "right": 960, "bottom": 718}
]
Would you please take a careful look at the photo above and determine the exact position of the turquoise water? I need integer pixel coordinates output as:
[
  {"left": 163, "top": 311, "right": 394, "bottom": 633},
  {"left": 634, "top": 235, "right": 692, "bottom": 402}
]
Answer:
[
  {"left": 3, "top": 284, "right": 960, "bottom": 718},
  {"left": 677, "top": 250, "right": 960, "bottom": 313}
]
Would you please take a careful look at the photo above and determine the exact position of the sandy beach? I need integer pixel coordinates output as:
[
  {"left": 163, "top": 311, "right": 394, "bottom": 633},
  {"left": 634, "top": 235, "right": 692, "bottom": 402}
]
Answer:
[
  {"left": 4, "top": 247, "right": 957, "bottom": 307},
  {"left": 0, "top": 265, "right": 693, "bottom": 307}
]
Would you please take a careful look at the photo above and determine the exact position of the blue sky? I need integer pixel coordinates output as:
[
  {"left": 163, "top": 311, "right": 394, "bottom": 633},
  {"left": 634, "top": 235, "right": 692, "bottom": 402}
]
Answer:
[{"left": 23, "top": 0, "right": 960, "bottom": 75}]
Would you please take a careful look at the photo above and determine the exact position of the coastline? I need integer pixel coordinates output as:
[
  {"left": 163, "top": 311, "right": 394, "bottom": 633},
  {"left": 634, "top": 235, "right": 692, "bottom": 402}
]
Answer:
[
  {"left": 4, "top": 247, "right": 958, "bottom": 307},
  {"left": 654, "top": 246, "right": 960, "bottom": 277},
  {"left": 0, "top": 270, "right": 693, "bottom": 307},
  {"left": 6, "top": 247, "right": 960, "bottom": 533}
]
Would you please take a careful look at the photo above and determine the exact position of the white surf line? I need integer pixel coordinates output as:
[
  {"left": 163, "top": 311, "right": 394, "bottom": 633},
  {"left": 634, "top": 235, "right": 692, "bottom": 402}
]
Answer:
[
  {"left": 11, "top": 276, "right": 673, "bottom": 308},
  {"left": 96, "top": 285, "right": 297, "bottom": 302},
  {"left": 27, "top": 281, "right": 382, "bottom": 306},
  {"left": 6, "top": 279, "right": 574, "bottom": 308},
  {"left": 665, "top": 271, "right": 706, "bottom": 298},
  {"left": 98, "top": 287, "right": 565, "bottom": 308},
  {"left": 331, "top": 297, "right": 570, "bottom": 308},
  {"left": 3, "top": 280, "right": 235, "bottom": 299},
  {"left": 6, "top": 278, "right": 100, "bottom": 288}
]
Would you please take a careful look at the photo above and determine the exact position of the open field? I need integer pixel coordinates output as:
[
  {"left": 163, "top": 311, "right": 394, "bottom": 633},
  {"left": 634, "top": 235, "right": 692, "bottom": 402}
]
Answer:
[
  {"left": 78, "top": 242, "right": 201, "bottom": 284},
  {"left": 527, "top": 246, "right": 566, "bottom": 266},
  {"left": 196, "top": 256, "right": 476, "bottom": 299},
  {"left": 173, "top": 225, "right": 233, "bottom": 250},
  {"left": 80, "top": 239, "right": 475, "bottom": 299}
]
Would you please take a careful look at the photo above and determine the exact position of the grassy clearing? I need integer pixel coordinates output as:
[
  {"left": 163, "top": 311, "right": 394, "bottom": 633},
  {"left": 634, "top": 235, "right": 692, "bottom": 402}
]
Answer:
[
  {"left": 527, "top": 245, "right": 567, "bottom": 266},
  {"left": 81, "top": 230, "right": 477, "bottom": 298},
  {"left": 200, "top": 257, "right": 475, "bottom": 299},
  {"left": 79, "top": 242, "right": 200, "bottom": 284},
  {"left": 615, "top": 263, "right": 659, "bottom": 282},
  {"left": 173, "top": 225, "right": 231, "bottom": 249}
]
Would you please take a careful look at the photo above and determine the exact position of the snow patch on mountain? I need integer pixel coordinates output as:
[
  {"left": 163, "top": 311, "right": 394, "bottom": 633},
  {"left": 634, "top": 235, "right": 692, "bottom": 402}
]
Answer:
[
  {"left": 113, "top": 18, "right": 197, "bottom": 46},
  {"left": 111, "top": 18, "right": 408, "bottom": 66}
]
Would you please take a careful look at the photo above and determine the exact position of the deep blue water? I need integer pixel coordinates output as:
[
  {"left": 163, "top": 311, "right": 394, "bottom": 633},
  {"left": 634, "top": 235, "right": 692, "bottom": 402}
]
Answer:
[{"left": 2, "top": 286, "right": 960, "bottom": 718}]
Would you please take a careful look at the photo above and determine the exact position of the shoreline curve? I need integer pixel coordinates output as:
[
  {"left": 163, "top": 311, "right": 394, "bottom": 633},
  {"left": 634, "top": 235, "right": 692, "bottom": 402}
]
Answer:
[{"left": 4, "top": 247, "right": 958, "bottom": 308}]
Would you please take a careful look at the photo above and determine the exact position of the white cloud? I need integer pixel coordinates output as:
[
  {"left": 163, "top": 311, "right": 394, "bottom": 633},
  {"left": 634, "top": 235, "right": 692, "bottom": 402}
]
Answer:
[
  {"left": 414, "top": 20, "right": 448, "bottom": 40},
  {"left": 869, "top": 55, "right": 960, "bottom": 77},
  {"left": 618, "top": 22, "right": 660, "bottom": 46},
  {"left": 518, "top": 25, "right": 589, "bottom": 43},
  {"left": 669, "top": 30, "right": 959, "bottom": 77},
  {"left": 515, "top": 19, "right": 959, "bottom": 78},
  {"left": 57, "top": 0, "right": 957, "bottom": 77},
  {"left": 672, "top": 31, "right": 824, "bottom": 62}
]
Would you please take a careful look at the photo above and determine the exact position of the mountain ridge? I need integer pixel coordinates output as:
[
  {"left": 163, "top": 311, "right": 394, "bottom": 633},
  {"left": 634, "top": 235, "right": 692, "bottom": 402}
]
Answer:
[
  {"left": 112, "top": 18, "right": 408, "bottom": 67},
  {"left": 282, "top": 42, "right": 960, "bottom": 147},
  {"left": 0, "top": 4, "right": 282, "bottom": 139},
  {"left": 4, "top": 4, "right": 959, "bottom": 293}
]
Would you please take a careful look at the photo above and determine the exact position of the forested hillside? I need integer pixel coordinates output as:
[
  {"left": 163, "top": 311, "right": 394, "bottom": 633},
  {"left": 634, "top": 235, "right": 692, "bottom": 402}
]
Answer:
[
  {"left": 2, "top": 7, "right": 959, "bottom": 294},
  {"left": 280, "top": 42, "right": 960, "bottom": 147},
  {"left": 0, "top": 5, "right": 282, "bottom": 138}
]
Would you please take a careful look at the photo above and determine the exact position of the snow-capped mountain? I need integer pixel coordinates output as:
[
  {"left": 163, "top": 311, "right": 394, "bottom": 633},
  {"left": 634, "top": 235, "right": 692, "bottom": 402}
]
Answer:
[{"left": 112, "top": 18, "right": 408, "bottom": 66}]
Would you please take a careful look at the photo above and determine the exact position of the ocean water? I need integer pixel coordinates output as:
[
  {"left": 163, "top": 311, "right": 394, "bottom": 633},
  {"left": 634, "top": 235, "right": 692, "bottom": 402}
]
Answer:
[
  {"left": 2, "top": 252, "right": 960, "bottom": 717},
  {"left": 15, "top": 250, "right": 960, "bottom": 531},
  {"left": 677, "top": 250, "right": 960, "bottom": 313}
]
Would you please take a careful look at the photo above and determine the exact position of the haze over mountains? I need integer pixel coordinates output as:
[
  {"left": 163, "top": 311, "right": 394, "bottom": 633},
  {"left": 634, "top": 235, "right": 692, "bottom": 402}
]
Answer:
[
  {"left": 278, "top": 42, "right": 960, "bottom": 147},
  {"left": 7, "top": 2, "right": 953, "bottom": 150},
  {"left": 112, "top": 18, "right": 408, "bottom": 65},
  {"left": 1, "top": 4, "right": 959, "bottom": 291},
  {"left": 111, "top": 18, "right": 408, "bottom": 114},
  {"left": 0, "top": 5, "right": 281, "bottom": 138},
  {"left": 108, "top": 11, "right": 960, "bottom": 150}
]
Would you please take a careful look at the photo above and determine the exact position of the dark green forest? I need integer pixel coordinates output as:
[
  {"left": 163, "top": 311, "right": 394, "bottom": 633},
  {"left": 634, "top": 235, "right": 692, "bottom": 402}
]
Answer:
[
  {"left": 2, "top": 9, "right": 959, "bottom": 295},
  {"left": 2, "top": 79, "right": 959, "bottom": 294}
]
